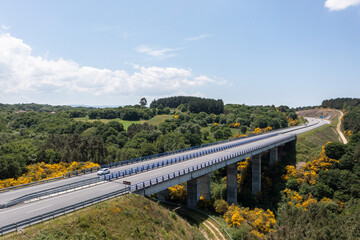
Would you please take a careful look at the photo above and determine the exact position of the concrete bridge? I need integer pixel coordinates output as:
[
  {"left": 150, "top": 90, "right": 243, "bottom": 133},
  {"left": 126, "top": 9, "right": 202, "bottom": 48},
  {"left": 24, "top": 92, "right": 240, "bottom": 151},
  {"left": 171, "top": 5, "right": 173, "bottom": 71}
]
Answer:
[
  {"left": 0, "top": 118, "right": 327, "bottom": 233},
  {"left": 134, "top": 133, "right": 293, "bottom": 207},
  {"left": 131, "top": 118, "right": 325, "bottom": 207}
]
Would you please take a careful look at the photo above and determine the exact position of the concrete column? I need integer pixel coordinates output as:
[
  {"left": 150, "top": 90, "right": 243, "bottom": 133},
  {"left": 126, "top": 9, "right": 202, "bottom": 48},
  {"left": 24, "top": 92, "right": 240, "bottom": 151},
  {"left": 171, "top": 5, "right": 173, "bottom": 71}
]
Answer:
[
  {"left": 157, "top": 189, "right": 169, "bottom": 201},
  {"left": 270, "top": 147, "right": 278, "bottom": 165},
  {"left": 252, "top": 154, "right": 261, "bottom": 195},
  {"left": 187, "top": 174, "right": 211, "bottom": 208},
  {"left": 227, "top": 163, "right": 238, "bottom": 205},
  {"left": 187, "top": 178, "right": 200, "bottom": 208},
  {"left": 199, "top": 174, "right": 211, "bottom": 200}
]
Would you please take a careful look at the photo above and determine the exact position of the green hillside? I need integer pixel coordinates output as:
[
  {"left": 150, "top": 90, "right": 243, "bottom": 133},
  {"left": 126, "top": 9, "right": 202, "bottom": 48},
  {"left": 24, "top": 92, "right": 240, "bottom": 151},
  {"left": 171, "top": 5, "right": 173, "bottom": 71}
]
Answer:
[
  {"left": 296, "top": 110, "right": 340, "bottom": 162},
  {"left": 74, "top": 114, "right": 174, "bottom": 130},
  {"left": 2, "top": 194, "right": 204, "bottom": 240}
]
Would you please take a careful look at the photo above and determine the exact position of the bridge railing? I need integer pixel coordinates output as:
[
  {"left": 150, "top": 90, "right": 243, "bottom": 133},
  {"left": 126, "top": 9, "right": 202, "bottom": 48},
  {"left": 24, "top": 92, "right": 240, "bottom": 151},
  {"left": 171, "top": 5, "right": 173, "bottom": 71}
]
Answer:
[
  {"left": 1, "top": 121, "right": 312, "bottom": 193},
  {"left": 129, "top": 134, "right": 295, "bottom": 192},
  {"left": 0, "top": 132, "right": 282, "bottom": 207},
  {"left": 0, "top": 187, "right": 130, "bottom": 236},
  {"left": 0, "top": 134, "right": 297, "bottom": 235},
  {"left": 0, "top": 177, "right": 103, "bottom": 209},
  {"left": 0, "top": 177, "right": 64, "bottom": 194},
  {"left": 0, "top": 131, "right": 280, "bottom": 193},
  {"left": 96, "top": 131, "right": 277, "bottom": 169},
  {"left": 99, "top": 133, "right": 282, "bottom": 182}
]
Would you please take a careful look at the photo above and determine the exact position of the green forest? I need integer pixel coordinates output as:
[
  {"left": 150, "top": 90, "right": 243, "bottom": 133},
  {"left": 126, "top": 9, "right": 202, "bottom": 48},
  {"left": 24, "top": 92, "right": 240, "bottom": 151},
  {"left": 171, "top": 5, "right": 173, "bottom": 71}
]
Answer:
[
  {"left": 0, "top": 98, "right": 297, "bottom": 184},
  {"left": 2, "top": 97, "right": 360, "bottom": 239},
  {"left": 263, "top": 98, "right": 360, "bottom": 239}
]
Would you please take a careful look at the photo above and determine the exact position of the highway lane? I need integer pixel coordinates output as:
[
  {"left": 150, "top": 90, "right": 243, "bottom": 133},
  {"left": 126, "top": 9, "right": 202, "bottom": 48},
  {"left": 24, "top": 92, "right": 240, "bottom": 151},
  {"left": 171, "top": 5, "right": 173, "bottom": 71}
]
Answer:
[
  {"left": 0, "top": 118, "right": 328, "bottom": 227},
  {"left": 0, "top": 118, "right": 322, "bottom": 206},
  {"left": 0, "top": 132, "right": 276, "bottom": 205}
]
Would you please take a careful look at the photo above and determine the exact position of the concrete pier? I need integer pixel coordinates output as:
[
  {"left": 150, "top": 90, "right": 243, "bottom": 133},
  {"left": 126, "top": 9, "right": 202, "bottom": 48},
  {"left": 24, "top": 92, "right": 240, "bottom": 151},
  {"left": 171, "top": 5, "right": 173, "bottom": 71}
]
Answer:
[
  {"left": 187, "top": 174, "right": 210, "bottom": 208},
  {"left": 252, "top": 154, "right": 261, "bottom": 194},
  {"left": 199, "top": 174, "right": 211, "bottom": 200},
  {"left": 270, "top": 147, "right": 278, "bottom": 164},
  {"left": 227, "top": 163, "right": 238, "bottom": 204},
  {"left": 156, "top": 189, "right": 169, "bottom": 201}
]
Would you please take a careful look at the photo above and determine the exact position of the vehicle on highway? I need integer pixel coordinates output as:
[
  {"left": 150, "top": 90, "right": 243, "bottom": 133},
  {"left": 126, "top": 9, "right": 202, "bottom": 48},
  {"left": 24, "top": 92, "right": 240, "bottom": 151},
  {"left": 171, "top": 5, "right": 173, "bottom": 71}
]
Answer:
[{"left": 97, "top": 168, "right": 110, "bottom": 175}]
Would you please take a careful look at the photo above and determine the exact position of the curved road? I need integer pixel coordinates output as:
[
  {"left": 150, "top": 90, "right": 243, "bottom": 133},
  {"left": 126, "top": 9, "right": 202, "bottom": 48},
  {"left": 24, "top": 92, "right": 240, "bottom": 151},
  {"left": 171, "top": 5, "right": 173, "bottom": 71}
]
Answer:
[{"left": 0, "top": 118, "right": 328, "bottom": 229}]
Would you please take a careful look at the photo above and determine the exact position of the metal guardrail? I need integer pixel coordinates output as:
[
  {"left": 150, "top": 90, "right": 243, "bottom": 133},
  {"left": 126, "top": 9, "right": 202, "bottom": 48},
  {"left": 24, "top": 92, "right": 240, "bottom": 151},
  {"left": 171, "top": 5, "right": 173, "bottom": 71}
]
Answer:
[
  {"left": 100, "top": 133, "right": 281, "bottom": 182},
  {"left": 130, "top": 134, "right": 296, "bottom": 192},
  {"left": 1, "top": 122, "right": 314, "bottom": 193},
  {"left": 0, "top": 132, "right": 282, "bottom": 209},
  {"left": 0, "top": 130, "right": 280, "bottom": 193},
  {"left": 0, "top": 134, "right": 297, "bottom": 236},
  {"left": 0, "top": 187, "right": 130, "bottom": 236},
  {"left": 0, "top": 177, "right": 64, "bottom": 193},
  {"left": 279, "top": 121, "right": 318, "bottom": 134},
  {"left": 0, "top": 177, "right": 103, "bottom": 209},
  {"left": 96, "top": 131, "right": 277, "bottom": 170}
]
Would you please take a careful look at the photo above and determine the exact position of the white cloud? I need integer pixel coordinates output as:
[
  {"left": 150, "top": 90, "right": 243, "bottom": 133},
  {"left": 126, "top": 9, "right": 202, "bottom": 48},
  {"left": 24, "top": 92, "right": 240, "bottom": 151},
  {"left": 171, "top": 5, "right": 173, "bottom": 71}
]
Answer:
[
  {"left": 185, "top": 34, "right": 213, "bottom": 41},
  {"left": 325, "top": 0, "right": 360, "bottom": 11},
  {"left": 0, "top": 33, "right": 225, "bottom": 101},
  {"left": 1, "top": 25, "right": 10, "bottom": 30},
  {"left": 136, "top": 45, "right": 183, "bottom": 58}
]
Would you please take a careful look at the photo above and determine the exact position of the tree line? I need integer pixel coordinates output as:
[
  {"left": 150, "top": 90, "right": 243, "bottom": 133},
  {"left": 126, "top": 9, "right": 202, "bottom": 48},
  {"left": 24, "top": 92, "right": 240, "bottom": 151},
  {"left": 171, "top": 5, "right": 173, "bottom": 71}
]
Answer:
[
  {"left": 150, "top": 96, "right": 224, "bottom": 114},
  {"left": 0, "top": 102, "right": 298, "bottom": 181},
  {"left": 322, "top": 97, "right": 360, "bottom": 110}
]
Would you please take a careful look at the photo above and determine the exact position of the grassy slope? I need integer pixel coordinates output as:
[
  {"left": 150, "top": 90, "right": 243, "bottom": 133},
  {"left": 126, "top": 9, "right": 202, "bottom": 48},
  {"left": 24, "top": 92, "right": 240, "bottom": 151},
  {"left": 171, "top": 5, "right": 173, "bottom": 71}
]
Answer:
[
  {"left": 296, "top": 113, "right": 340, "bottom": 163},
  {"left": 2, "top": 194, "right": 203, "bottom": 240},
  {"left": 74, "top": 115, "right": 173, "bottom": 130},
  {"left": 158, "top": 202, "right": 229, "bottom": 240}
]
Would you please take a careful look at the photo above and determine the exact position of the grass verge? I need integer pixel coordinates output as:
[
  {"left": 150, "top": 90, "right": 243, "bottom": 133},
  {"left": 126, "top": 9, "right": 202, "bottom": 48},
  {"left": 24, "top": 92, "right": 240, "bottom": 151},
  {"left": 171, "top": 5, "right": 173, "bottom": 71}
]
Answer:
[
  {"left": 296, "top": 115, "right": 340, "bottom": 163},
  {"left": 2, "top": 194, "right": 202, "bottom": 240}
]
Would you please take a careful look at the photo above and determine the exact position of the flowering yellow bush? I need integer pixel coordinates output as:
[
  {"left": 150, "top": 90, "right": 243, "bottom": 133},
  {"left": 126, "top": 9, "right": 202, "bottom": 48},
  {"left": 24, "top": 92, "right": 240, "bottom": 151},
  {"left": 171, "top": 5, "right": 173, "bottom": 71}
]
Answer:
[
  {"left": 168, "top": 185, "right": 186, "bottom": 203},
  {"left": 237, "top": 158, "right": 250, "bottom": 185},
  {"left": 238, "top": 158, "right": 250, "bottom": 171},
  {"left": 252, "top": 126, "right": 273, "bottom": 135},
  {"left": 174, "top": 115, "right": 179, "bottom": 119},
  {"left": 214, "top": 199, "right": 229, "bottom": 214},
  {"left": 229, "top": 123, "right": 241, "bottom": 128},
  {"left": 320, "top": 197, "right": 331, "bottom": 203},
  {"left": 288, "top": 117, "right": 299, "bottom": 126},
  {"left": 253, "top": 128, "right": 263, "bottom": 134},
  {"left": 284, "top": 188, "right": 318, "bottom": 210},
  {"left": 283, "top": 145, "right": 339, "bottom": 185},
  {"left": 344, "top": 130, "right": 352, "bottom": 136},
  {"left": 234, "top": 134, "right": 247, "bottom": 139},
  {"left": 197, "top": 195, "right": 211, "bottom": 209},
  {"left": 224, "top": 204, "right": 276, "bottom": 238},
  {"left": 0, "top": 161, "right": 99, "bottom": 189},
  {"left": 213, "top": 122, "right": 218, "bottom": 126}
]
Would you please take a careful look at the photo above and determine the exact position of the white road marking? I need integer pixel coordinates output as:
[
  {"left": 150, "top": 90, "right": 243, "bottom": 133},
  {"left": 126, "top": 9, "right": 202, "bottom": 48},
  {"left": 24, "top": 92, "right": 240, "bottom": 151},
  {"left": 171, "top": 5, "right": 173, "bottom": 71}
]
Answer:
[
  {"left": 26, "top": 205, "right": 53, "bottom": 213},
  {"left": 101, "top": 186, "right": 118, "bottom": 191},
  {"left": 0, "top": 204, "right": 32, "bottom": 214}
]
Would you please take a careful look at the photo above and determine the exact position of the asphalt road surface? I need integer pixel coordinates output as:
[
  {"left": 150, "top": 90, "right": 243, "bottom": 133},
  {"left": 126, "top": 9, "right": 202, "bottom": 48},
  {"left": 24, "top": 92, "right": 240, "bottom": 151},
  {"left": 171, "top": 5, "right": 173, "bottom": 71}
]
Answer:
[{"left": 0, "top": 118, "right": 328, "bottom": 227}]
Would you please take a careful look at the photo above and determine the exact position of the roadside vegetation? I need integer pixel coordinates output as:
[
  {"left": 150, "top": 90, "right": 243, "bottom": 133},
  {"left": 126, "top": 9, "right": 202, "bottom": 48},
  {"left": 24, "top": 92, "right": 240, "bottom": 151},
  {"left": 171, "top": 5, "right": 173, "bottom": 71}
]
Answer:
[
  {"left": 2, "top": 194, "right": 204, "bottom": 240},
  {"left": 296, "top": 108, "right": 340, "bottom": 162},
  {"left": 166, "top": 98, "right": 360, "bottom": 239},
  {"left": 6, "top": 97, "right": 359, "bottom": 239},
  {"left": 0, "top": 98, "right": 298, "bottom": 189}
]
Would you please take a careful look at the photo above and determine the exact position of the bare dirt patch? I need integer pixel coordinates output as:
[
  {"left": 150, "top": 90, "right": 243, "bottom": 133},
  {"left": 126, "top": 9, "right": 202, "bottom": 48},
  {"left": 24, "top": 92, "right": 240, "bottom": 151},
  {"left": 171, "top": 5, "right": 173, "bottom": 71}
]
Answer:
[
  {"left": 297, "top": 109, "right": 338, "bottom": 121},
  {"left": 336, "top": 111, "right": 347, "bottom": 144}
]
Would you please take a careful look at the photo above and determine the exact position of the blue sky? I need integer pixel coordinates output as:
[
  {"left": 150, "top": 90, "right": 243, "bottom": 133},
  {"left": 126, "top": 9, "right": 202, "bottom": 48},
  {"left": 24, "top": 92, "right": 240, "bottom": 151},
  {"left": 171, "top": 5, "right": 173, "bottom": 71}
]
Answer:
[{"left": 0, "top": 0, "right": 360, "bottom": 108}]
